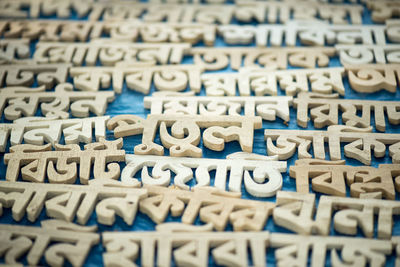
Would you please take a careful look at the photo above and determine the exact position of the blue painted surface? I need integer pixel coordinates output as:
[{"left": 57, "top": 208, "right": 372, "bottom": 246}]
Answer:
[{"left": 0, "top": 1, "right": 399, "bottom": 266}]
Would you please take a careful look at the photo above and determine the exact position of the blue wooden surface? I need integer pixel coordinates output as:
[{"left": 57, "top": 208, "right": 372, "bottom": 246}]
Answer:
[{"left": 0, "top": 1, "right": 399, "bottom": 266}]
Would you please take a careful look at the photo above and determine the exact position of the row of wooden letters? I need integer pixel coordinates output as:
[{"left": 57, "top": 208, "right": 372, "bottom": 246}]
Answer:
[
  {"left": 4, "top": 39, "right": 400, "bottom": 68},
  {"left": 1, "top": 179, "right": 400, "bottom": 237},
  {"left": 1, "top": 114, "right": 400, "bottom": 167},
  {"left": 2, "top": 188, "right": 400, "bottom": 266},
  {"left": 0, "top": 0, "right": 365, "bottom": 24},
  {"left": 2, "top": 0, "right": 399, "bottom": 24},
  {"left": 3, "top": 0, "right": 399, "bottom": 24},
  {"left": 1, "top": 63, "right": 399, "bottom": 97},
  {"left": 2, "top": 218, "right": 400, "bottom": 267},
  {"left": 1, "top": 87, "right": 399, "bottom": 130},
  {"left": 2, "top": 19, "right": 400, "bottom": 46},
  {"left": 3, "top": 134, "right": 400, "bottom": 197}
]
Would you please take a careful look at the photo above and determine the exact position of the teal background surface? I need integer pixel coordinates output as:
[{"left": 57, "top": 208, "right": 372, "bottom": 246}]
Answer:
[{"left": 0, "top": 1, "right": 399, "bottom": 266}]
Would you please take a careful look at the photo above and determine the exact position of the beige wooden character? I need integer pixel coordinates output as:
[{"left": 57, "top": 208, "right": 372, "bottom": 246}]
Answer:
[
  {"left": 70, "top": 64, "right": 203, "bottom": 94},
  {"left": 107, "top": 114, "right": 262, "bottom": 157},
  {"left": 289, "top": 159, "right": 396, "bottom": 199},
  {"left": 103, "top": 223, "right": 270, "bottom": 267},
  {"left": 274, "top": 191, "right": 400, "bottom": 239},
  {"left": 0, "top": 179, "right": 147, "bottom": 225},
  {"left": 265, "top": 125, "right": 400, "bottom": 165},
  {"left": 0, "top": 219, "right": 99, "bottom": 267},
  {"left": 140, "top": 185, "right": 275, "bottom": 231},
  {"left": 122, "top": 152, "right": 286, "bottom": 197},
  {"left": 144, "top": 92, "right": 292, "bottom": 122},
  {"left": 0, "top": 83, "right": 114, "bottom": 120},
  {"left": 294, "top": 92, "right": 400, "bottom": 131},
  {"left": 191, "top": 47, "right": 335, "bottom": 71},
  {"left": 0, "top": 63, "right": 69, "bottom": 89},
  {"left": 0, "top": 116, "right": 109, "bottom": 153},
  {"left": 4, "top": 138, "right": 125, "bottom": 184},
  {"left": 346, "top": 64, "right": 400, "bottom": 93},
  {"left": 0, "top": 39, "right": 30, "bottom": 64}
]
